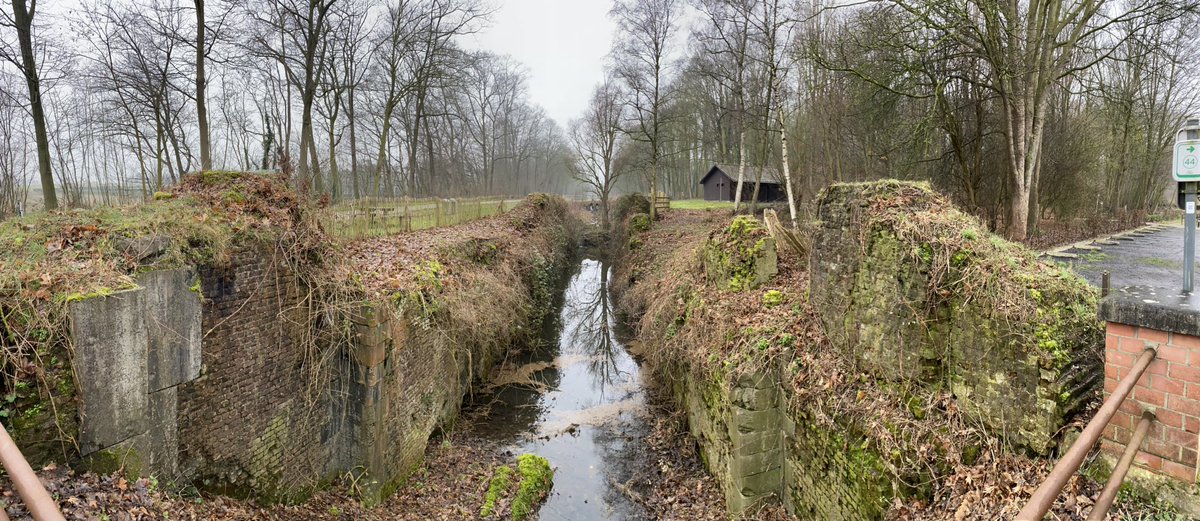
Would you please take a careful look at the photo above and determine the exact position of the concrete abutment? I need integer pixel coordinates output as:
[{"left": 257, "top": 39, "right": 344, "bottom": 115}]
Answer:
[
  {"left": 18, "top": 195, "right": 578, "bottom": 506},
  {"left": 615, "top": 181, "right": 1106, "bottom": 519}
]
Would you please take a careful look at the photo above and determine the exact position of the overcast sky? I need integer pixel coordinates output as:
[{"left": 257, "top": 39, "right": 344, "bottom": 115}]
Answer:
[{"left": 465, "top": 0, "right": 618, "bottom": 129}]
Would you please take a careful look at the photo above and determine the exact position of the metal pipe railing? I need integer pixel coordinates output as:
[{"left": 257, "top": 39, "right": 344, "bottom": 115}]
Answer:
[
  {"left": 1086, "top": 410, "right": 1155, "bottom": 521},
  {"left": 1016, "top": 346, "right": 1158, "bottom": 520},
  {"left": 0, "top": 422, "right": 64, "bottom": 521}
]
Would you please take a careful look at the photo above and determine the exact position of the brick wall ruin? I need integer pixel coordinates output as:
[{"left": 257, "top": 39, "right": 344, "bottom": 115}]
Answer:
[{"left": 57, "top": 209, "right": 574, "bottom": 504}]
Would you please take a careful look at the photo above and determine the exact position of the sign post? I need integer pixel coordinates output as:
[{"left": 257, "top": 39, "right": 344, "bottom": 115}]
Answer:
[{"left": 1173, "top": 118, "right": 1200, "bottom": 292}]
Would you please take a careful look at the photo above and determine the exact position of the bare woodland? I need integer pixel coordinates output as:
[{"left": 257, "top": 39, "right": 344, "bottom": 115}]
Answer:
[{"left": 0, "top": 0, "right": 1196, "bottom": 239}]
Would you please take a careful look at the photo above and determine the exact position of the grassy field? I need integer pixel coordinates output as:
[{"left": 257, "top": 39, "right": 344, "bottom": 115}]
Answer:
[
  {"left": 669, "top": 199, "right": 736, "bottom": 210},
  {"left": 325, "top": 196, "right": 524, "bottom": 238}
]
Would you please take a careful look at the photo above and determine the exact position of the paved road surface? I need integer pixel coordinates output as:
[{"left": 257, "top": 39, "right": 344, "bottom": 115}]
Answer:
[{"left": 1048, "top": 221, "right": 1192, "bottom": 290}]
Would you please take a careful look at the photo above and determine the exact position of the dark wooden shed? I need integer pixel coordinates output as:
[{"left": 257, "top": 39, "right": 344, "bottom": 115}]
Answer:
[{"left": 699, "top": 164, "right": 786, "bottom": 203}]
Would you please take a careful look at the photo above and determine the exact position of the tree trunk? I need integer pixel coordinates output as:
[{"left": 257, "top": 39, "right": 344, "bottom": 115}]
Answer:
[
  {"left": 347, "top": 83, "right": 360, "bottom": 199},
  {"left": 779, "top": 116, "right": 797, "bottom": 226},
  {"left": 307, "top": 125, "right": 322, "bottom": 193},
  {"left": 195, "top": 0, "right": 211, "bottom": 171},
  {"left": 1027, "top": 156, "right": 1041, "bottom": 236},
  {"left": 734, "top": 129, "right": 746, "bottom": 212},
  {"left": 12, "top": 0, "right": 56, "bottom": 210},
  {"left": 374, "top": 97, "right": 396, "bottom": 196},
  {"left": 649, "top": 142, "right": 659, "bottom": 220},
  {"left": 327, "top": 120, "right": 339, "bottom": 200}
]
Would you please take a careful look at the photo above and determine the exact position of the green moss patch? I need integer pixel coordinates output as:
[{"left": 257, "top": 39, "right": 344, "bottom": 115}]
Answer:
[
  {"left": 629, "top": 213, "right": 652, "bottom": 233},
  {"left": 701, "top": 216, "right": 778, "bottom": 291},
  {"left": 479, "top": 453, "right": 554, "bottom": 520}
]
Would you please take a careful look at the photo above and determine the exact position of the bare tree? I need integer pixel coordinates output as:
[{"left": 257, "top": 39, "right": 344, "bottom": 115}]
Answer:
[
  {"left": 881, "top": 0, "right": 1185, "bottom": 239},
  {"left": 693, "top": 0, "right": 753, "bottom": 212},
  {"left": 194, "top": 0, "right": 210, "bottom": 170},
  {"left": 0, "top": 0, "right": 56, "bottom": 209},
  {"left": 611, "top": 0, "right": 680, "bottom": 220},
  {"left": 242, "top": 0, "right": 340, "bottom": 193},
  {"left": 570, "top": 77, "right": 626, "bottom": 230}
]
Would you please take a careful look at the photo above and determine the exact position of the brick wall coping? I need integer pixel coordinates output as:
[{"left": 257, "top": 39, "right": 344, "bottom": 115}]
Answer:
[{"left": 1099, "top": 285, "right": 1200, "bottom": 337}]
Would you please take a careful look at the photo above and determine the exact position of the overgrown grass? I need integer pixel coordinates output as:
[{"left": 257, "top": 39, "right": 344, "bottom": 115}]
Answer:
[
  {"left": 325, "top": 197, "right": 524, "bottom": 238},
  {"left": 670, "top": 199, "right": 735, "bottom": 211},
  {"left": 1141, "top": 257, "right": 1182, "bottom": 269}
]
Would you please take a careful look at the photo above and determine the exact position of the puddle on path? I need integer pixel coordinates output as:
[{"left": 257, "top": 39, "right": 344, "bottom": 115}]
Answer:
[{"left": 468, "top": 258, "right": 652, "bottom": 520}]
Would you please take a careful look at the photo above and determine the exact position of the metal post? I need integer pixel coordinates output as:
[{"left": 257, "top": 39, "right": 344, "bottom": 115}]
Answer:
[
  {"left": 1186, "top": 182, "right": 1196, "bottom": 293},
  {"left": 1102, "top": 271, "right": 1111, "bottom": 298},
  {"left": 1016, "top": 347, "right": 1158, "bottom": 520},
  {"left": 0, "top": 423, "right": 65, "bottom": 521},
  {"left": 1087, "top": 410, "right": 1155, "bottom": 521}
]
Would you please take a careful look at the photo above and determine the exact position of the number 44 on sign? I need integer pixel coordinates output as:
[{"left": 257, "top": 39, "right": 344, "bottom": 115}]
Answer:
[{"left": 1175, "top": 140, "right": 1200, "bottom": 181}]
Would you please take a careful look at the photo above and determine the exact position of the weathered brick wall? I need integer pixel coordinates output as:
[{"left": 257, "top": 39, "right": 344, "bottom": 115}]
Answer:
[
  {"left": 160, "top": 196, "right": 574, "bottom": 503},
  {"left": 176, "top": 248, "right": 334, "bottom": 500},
  {"left": 1102, "top": 322, "right": 1200, "bottom": 482},
  {"left": 343, "top": 306, "right": 495, "bottom": 504},
  {"left": 173, "top": 237, "right": 570, "bottom": 503},
  {"left": 784, "top": 418, "right": 893, "bottom": 520}
]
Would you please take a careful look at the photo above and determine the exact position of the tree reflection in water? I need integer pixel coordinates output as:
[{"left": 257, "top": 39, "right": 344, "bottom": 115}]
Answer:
[{"left": 561, "top": 258, "right": 624, "bottom": 393}]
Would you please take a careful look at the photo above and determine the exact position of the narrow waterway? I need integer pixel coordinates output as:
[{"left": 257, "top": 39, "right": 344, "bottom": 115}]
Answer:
[{"left": 469, "top": 257, "right": 652, "bottom": 520}]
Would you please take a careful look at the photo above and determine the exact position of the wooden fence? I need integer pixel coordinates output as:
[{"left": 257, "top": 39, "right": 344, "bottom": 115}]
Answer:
[{"left": 325, "top": 196, "right": 523, "bottom": 238}]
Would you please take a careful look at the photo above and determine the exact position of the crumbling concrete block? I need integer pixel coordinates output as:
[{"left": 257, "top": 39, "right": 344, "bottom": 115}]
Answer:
[
  {"left": 69, "top": 288, "right": 149, "bottom": 455},
  {"left": 139, "top": 268, "right": 202, "bottom": 391},
  {"left": 810, "top": 181, "right": 1102, "bottom": 453}
]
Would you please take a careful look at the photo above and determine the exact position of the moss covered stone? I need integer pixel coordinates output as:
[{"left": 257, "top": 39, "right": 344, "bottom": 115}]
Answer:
[
  {"left": 702, "top": 216, "right": 778, "bottom": 291},
  {"left": 512, "top": 454, "right": 553, "bottom": 520},
  {"left": 480, "top": 464, "right": 514, "bottom": 518},
  {"left": 479, "top": 454, "right": 554, "bottom": 520},
  {"left": 810, "top": 180, "right": 1102, "bottom": 453},
  {"left": 629, "top": 213, "right": 652, "bottom": 233},
  {"left": 612, "top": 194, "right": 651, "bottom": 224}
]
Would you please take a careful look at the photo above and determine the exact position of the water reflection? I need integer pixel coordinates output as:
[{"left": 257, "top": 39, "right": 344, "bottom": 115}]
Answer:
[
  {"left": 563, "top": 257, "right": 630, "bottom": 398},
  {"left": 469, "top": 258, "right": 650, "bottom": 520}
]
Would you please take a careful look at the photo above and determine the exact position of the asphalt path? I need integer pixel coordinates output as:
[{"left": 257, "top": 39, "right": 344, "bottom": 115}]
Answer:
[{"left": 1048, "top": 221, "right": 1191, "bottom": 290}]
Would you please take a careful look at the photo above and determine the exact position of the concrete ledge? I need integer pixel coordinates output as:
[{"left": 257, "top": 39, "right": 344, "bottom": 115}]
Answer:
[{"left": 1099, "top": 286, "right": 1200, "bottom": 337}]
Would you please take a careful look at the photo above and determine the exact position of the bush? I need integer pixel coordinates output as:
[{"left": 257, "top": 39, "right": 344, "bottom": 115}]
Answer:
[
  {"left": 629, "top": 213, "right": 651, "bottom": 233},
  {"left": 611, "top": 194, "right": 650, "bottom": 224}
]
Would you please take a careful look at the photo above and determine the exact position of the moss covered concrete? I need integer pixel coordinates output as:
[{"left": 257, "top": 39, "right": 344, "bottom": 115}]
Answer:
[
  {"left": 702, "top": 216, "right": 778, "bottom": 291},
  {"left": 810, "top": 181, "right": 1102, "bottom": 453}
]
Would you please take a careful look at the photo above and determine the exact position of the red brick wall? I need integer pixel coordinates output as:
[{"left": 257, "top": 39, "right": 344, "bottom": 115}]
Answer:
[{"left": 1102, "top": 322, "right": 1200, "bottom": 482}]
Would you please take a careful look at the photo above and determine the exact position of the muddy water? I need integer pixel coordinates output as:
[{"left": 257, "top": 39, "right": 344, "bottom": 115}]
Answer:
[{"left": 470, "top": 258, "right": 652, "bottom": 520}]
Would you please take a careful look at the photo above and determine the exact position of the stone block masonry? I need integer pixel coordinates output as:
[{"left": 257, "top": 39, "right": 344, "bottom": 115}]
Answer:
[
  {"left": 810, "top": 181, "right": 1101, "bottom": 453},
  {"left": 1099, "top": 286, "right": 1200, "bottom": 483},
  {"left": 57, "top": 246, "right": 496, "bottom": 501},
  {"left": 55, "top": 212, "right": 575, "bottom": 503},
  {"left": 68, "top": 268, "right": 203, "bottom": 476},
  {"left": 617, "top": 181, "right": 1107, "bottom": 519},
  {"left": 673, "top": 361, "right": 789, "bottom": 514}
]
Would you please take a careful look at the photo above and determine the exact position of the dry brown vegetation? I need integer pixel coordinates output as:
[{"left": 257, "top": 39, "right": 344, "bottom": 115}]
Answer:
[{"left": 609, "top": 205, "right": 1144, "bottom": 520}]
